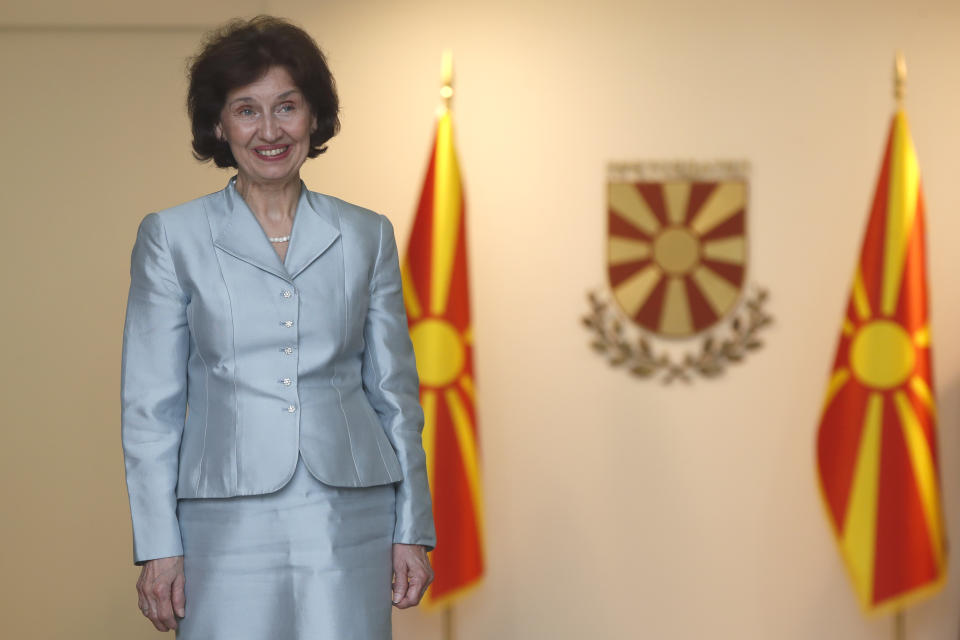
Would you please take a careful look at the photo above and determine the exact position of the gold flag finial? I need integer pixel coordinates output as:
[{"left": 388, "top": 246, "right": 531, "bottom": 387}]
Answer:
[
  {"left": 440, "top": 49, "right": 454, "bottom": 112},
  {"left": 894, "top": 50, "right": 907, "bottom": 107}
]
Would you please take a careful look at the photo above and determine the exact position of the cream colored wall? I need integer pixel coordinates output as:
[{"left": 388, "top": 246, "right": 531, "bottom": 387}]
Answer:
[
  {"left": 0, "top": 24, "right": 231, "bottom": 640},
  {"left": 1, "top": 1, "right": 959, "bottom": 638}
]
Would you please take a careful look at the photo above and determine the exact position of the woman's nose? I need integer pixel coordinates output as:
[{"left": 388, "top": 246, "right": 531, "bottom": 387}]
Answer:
[{"left": 260, "top": 113, "right": 281, "bottom": 141}]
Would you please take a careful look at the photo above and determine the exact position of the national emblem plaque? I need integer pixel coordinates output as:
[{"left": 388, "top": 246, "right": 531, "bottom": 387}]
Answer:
[{"left": 584, "top": 161, "right": 773, "bottom": 382}]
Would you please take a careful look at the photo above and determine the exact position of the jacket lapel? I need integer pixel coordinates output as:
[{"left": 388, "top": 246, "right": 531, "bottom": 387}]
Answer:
[
  {"left": 211, "top": 178, "right": 341, "bottom": 282},
  {"left": 284, "top": 189, "right": 341, "bottom": 279}
]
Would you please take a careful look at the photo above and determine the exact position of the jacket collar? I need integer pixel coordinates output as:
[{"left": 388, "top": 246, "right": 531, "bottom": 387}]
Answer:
[{"left": 211, "top": 177, "right": 341, "bottom": 281}]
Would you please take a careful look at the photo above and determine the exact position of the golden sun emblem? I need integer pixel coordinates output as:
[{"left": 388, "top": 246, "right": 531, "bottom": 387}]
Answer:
[{"left": 607, "top": 180, "right": 747, "bottom": 337}]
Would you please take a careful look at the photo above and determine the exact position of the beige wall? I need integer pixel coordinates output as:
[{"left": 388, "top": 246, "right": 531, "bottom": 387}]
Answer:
[{"left": 2, "top": 0, "right": 959, "bottom": 638}]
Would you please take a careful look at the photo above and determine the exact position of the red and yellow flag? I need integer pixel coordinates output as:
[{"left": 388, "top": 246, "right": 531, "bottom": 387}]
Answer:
[
  {"left": 402, "top": 107, "right": 484, "bottom": 605},
  {"left": 816, "top": 110, "right": 945, "bottom": 613}
]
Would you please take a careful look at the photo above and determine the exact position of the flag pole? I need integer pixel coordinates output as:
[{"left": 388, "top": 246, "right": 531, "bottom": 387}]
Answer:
[
  {"left": 891, "top": 51, "right": 907, "bottom": 640},
  {"left": 894, "top": 50, "right": 906, "bottom": 109},
  {"left": 439, "top": 49, "right": 455, "bottom": 640},
  {"left": 440, "top": 49, "right": 454, "bottom": 113},
  {"left": 443, "top": 605, "right": 454, "bottom": 640},
  {"left": 894, "top": 610, "right": 905, "bottom": 640}
]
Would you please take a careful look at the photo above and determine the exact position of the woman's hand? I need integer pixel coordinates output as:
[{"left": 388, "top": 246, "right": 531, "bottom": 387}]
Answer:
[
  {"left": 136, "top": 555, "right": 185, "bottom": 631},
  {"left": 391, "top": 543, "right": 433, "bottom": 608}
]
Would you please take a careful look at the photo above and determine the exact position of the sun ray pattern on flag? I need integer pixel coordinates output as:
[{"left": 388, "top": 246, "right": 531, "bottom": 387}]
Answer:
[
  {"left": 402, "top": 109, "right": 483, "bottom": 606},
  {"left": 816, "top": 110, "right": 945, "bottom": 613}
]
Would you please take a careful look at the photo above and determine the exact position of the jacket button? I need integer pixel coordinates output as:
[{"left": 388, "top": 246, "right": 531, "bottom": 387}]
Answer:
[
  {"left": 280, "top": 346, "right": 294, "bottom": 355},
  {"left": 280, "top": 320, "right": 294, "bottom": 328},
  {"left": 280, "top": 378, "right": 292, "bottom": 386},
  {"left": 286, "top": 405, "right": 297, "bottom": 413},
  {"left": 281, "top": 289, "right": 294, "bottom": 299}
]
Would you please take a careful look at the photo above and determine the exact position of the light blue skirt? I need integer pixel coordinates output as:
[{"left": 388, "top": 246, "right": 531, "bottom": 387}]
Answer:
[{"left": 176, "top": 455, "right": 396, "bottom": 639}]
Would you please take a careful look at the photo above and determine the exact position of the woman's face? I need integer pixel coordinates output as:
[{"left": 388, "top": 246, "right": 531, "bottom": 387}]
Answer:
[{"left": 217, "top": 65, "right": 317, "bottom": 186}]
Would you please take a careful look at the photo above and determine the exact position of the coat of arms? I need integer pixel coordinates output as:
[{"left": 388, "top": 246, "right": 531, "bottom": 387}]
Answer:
[{"left": 584, "top": 161, "right": 773, "bottom": 382}]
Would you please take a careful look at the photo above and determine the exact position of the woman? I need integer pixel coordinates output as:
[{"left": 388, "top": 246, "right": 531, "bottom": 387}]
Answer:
[{"left": 121, "top": 16, "right": 435, "bottom": 638}]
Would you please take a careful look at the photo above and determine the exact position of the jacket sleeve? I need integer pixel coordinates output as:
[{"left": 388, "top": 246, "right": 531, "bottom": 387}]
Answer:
[
  {"left": 120, "top": 213, "right": 189, "bottom": 565},
  {"left": 361, "top": 214, "right": 437, "bottom": 550}
]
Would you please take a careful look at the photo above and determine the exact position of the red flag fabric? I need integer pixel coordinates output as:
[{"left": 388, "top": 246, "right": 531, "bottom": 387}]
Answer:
[
  {"left": 816, "top": 110, "right": 946, "bottom": 613},
  {"left": 402, "top": 108, "right": 484, "bottom": 605}
]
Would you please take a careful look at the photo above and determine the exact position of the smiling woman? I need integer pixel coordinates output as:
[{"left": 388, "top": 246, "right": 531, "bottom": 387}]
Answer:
[
  {"left": 213, "top": 66, "right": 319, "bottom": 261},
  {"left": 187, "top": 16, "right": 339, "bottom": 168},
  {"left": 119, "top": 15, "right": 435, "bottom": 640},
  {"left": 218, "top": 71, "right": 316, "bottom": 168}
]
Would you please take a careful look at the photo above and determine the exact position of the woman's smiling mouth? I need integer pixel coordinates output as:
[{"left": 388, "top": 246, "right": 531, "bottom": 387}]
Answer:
[{"left": 255, "top": 145, "right": 291, "bottom": 159}]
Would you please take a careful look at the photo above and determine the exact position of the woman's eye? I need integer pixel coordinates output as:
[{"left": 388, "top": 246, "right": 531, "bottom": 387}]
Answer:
[
  {"left": 278, "top": 103, "right": 295, "bottom": 113},
  {"left": 238, "top": 107, "right": 256, "bottom": 117}
]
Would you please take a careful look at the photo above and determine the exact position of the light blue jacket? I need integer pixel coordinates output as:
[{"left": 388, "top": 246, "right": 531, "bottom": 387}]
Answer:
[{"left": 121, "top": 178, "right": 435, "bottom": 564}]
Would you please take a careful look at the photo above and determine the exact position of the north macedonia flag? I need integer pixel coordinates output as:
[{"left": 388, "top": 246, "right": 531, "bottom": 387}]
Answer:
[
  {"left": 816, "top": 110, "right": 945, "bottom": 613},
  {"left": 402, "top": 108, "right": 484, "bottom": 605}
]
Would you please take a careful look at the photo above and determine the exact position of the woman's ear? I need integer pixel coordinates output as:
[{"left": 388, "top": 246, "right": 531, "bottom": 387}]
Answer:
[
  {"left": 311, "top": 115, "right": 318, "bottom": 134},
  {"left": 215, "top": 123, "right": 225, "bottom": 141}
]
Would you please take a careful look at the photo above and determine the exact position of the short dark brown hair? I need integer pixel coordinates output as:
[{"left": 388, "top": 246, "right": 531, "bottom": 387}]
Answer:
[{"left": 187, "top": 16, "right": 340, "bottom": 168}]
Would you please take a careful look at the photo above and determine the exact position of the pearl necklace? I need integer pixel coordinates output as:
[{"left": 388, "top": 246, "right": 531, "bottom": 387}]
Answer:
[{"left": 268, "top": 235, "right": 291, "bottom": 243}]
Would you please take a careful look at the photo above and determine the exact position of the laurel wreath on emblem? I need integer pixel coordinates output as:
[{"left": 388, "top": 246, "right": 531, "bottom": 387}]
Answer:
[{"left": 582, "top": 287, "right": 773, "bottom": 383}]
